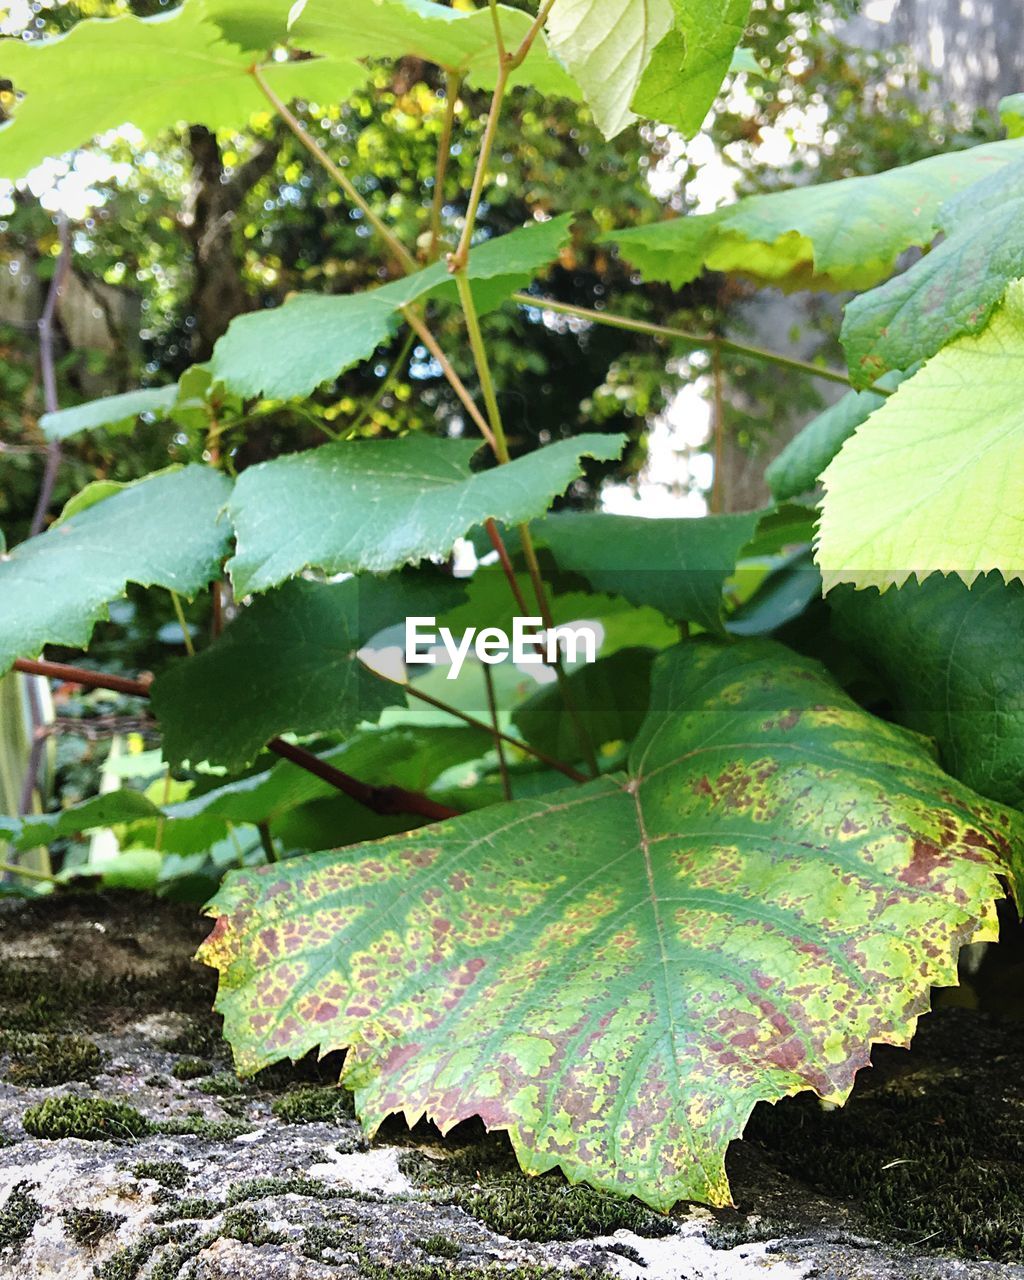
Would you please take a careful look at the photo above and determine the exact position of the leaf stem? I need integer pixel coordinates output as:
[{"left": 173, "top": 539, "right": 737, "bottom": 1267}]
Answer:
[
  {"left": 450, "top": 60, "right": 510, "bottom": 270},
  {"left": 483, "top": 663, "right": 512, "bottom": 801},
  {"left": 711, "top": 344, "right": 725, "bottom": 514},
  {"left": 453, "top": 272, "right": 511, "bottom": 461},
  {"left": 400, "top": 306, "right": 499, "bottom": 451},
  {"left": 512, "top": 294, "right": 868, "bottom": 390},
  {"left": 348, "top": 327, "right": 415, "bottom": 436},
  {"left": 0, "top": 860, "right": 58, "bottom": 884},
  {"left": 428, "top": 72, "right": 463, "bottom": 263},
  {"left": 170, "top": 592, "right": 196, "bottom": 658},
  {"left": 251, "top": 64, "right": 418, "bottom": 276},
  {"left": 257, "top": 820, "right": 279, "bottom": 863}
]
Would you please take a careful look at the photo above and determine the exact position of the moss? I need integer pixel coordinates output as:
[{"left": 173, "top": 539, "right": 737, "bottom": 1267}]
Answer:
[
  {"left": 132, "top": 1160, "right": 188, "bottom": 1191},
  {"left": 151, "top": 1196, "right": 221, "bottom": 1224},
  {"left": 22, "top": 1095, "right": 152, "bottom": 1141},
  {"left": 302, "top": 1223, "right": 352, "bottom": 1264},
  {"left": 0, "top": 1029, "right": 101, "bottom": 1086},
  {"left": 159, "top": 1021, "right": 221, "bottom": 1057},
  {"left": 225, "top": 1174, "right": 338, "bottom": 1207},
  {"left": 61, "top": 1207, "right": 123, "bottom": 1247},
  {"left": 154, "top": 1114, "right": 248, "bottom": 1141},
  {"left": 220, "top": 1205, "right": 285, "bottom": 1247},
  {"left": 170, "top": 1057, "right": 211, "bottom": 1081},
  {"left": 271, "top": 1085, "right": 353, "bottom": 1125},
  {"left": 359, "top": 1263, "right": 595, "bottom": 1279},
  {"left": 403, "top": 1139, "right": 671, "bottom": 1244},
  {"left": 417, "top": 1233, "right": 461, "bottom": 1259},
  {"left": 196, "top": 1071, "right": 245, "bottom": 1096},
  {"left": 745, "top": 1078, "right": 1024, "bottom": 1261},
  {"left": 0, "top": 1181, "right": 41, "bottom": 1252}
]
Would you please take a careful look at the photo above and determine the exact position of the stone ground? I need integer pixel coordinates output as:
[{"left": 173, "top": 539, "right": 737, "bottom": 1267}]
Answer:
[{"left": 2, "top": 893, "right": 1024, "bottom": 1280}]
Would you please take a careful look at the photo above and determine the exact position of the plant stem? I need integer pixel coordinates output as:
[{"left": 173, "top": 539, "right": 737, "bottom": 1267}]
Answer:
[
  {"left": 484, "top": 518, "right": 531, "bottom": 615},
  {"left": 10, "top": 658, "right": 458, "bottom": 824},
  {"left": 257, "top": 821, "right": 279, "bottom": 863},
  {"left": 711, "top": 344, "right": 725, "bottom": 514},
  {"left": 511, "top": 0, "right": 558, "bottom": 65},
  {"left": 251, "top": 64, "right": 418, "bottom": 276},
  {"left": 170, "top": 592, "right": 196, "bottom": 658},
  {"left": 428, "top": 72, "right": 462, "bottom": 262},
  {"left": 400, "top": 306, "right": 498, "bottom": 451},
  {"left": 348, "top": 327, "right": 415, "bottom": 436},
  {"left": 512, "top": 293, "right": 868, "bottom": 391},
  {"left": 454, "top": 272, "right": 510, "bottom": 461},
  {"left": 29, "top": 212, "right": 73, "bottom": 538},
  {"left": 483, "top": 663, "right": 512, "bottom": 801},
  {"left": 0, "top": 860, "right": 58, "bottom": 884}
]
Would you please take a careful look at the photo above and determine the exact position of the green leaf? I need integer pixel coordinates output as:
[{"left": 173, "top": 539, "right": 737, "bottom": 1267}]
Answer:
[
  {"left": 0, "top": 790, "right": 161, "bottom": 854},
  {"left": 201, "top": 638, "right": 1019, "bottom": 1210},
  {"left": 208, "top": 0, "right": 580, "bottom": 97},
  {"left": 841, "top": 161, "right": 1024, "bottom": 385},
  {"left": 830, "top": 573, "right": 1024, "bottom": 809},
  {"left": 532, "top": 510, "right": 761, "bottom": 634},
  {"left": 604, "top": 138, "right": 1024, "bottom": 291},
  {"left": 227, "top": 433, "right": 625, "bottom": 596},
  {"left": 817, "top": 279, "right": 1024, "bottom": 592},
  {"left": 0, "top": 466, "right": 232, "bottom": 677},
  {"left": 152, "top": 573, "right": 464, "bottom": 771},
  {"left": 632, "top": 0, "right": 751, "bottom": 136},
  {"left": 543, "top": 0, "right": 674, "bottom": 138},
  {"left": 40, "top": 386, "right": 179, "bottom": 442},
  {"left": 0, "top": 3, "right": 361, "bottom": 181},
  {"left": 765, "top": 371, "right": 909, "bottom": 502},
  {"left": 512, "top": 647, "right": 655, "bottom": 762},
  {"left": 1000, "top": 93, "right": 1024, "bottom": 138},
  {"left": 210, "top": 215, "right": 575, "bottom": 401}
]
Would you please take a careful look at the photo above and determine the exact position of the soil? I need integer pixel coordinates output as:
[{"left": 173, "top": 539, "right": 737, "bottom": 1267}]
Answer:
[{"left": 2, "top": 892, "right": 1024, "bottom": 1280}]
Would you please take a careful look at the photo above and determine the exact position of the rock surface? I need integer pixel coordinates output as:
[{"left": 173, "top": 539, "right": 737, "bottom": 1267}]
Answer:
[{"left": 1, "top": 894, "right": 1023, "bottom": 1280}]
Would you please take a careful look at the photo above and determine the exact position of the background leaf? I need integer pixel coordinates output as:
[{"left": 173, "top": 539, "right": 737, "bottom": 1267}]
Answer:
[
  {"left": 228, "top": 433, "right": 626, "bottom": 596},
  {"left": 202, "top": 639, "right": 1018, "bottom": 1210},
  {"left": 0, "top": 465, "right": 231, "bottom": 676}
]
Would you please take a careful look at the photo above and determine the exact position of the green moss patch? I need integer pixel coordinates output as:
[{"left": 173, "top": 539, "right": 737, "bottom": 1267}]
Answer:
[
  {"left": 61, "top": 1207, "right": 124, "bottom": 1247},
  {"left": 271, "top": 1085, "right": 354, "bottom": 1125},
  {"left": 22, "top": 1096, "right": 152, "bottom": 1141},
  {"left": 0, "top": 1181, "right": 41, "bottom": 1252},
  {"left": 170, "top": 1057, "right": 211, "bottom": 1081},
  {"left": 132, "top": 1160, "right": 188, "bottom": 1190},
  {"left": 0, "top": 1029, "right": 102, "bottom": 1086}
]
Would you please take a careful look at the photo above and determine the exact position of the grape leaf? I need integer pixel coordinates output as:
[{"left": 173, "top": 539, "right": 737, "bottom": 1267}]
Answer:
[
  {"left": 0, "top": 790, "right": 161, "bottom": 854},
  {"left": 817, "top": 279, "right": 1024, "bottom": 592},
  {"left": 0, "top": 3, "right": 360, "bottom": 181},
  {"left": 632, "top": 0, "right": 751, "bottom": 137},
  {"left": 604, "top": 138, "right": 1024, "bottom": 291},
  {"left": 532, "top": 509, "right": 761, "bottom": 634},
  {"left": 830, "top": 573, "right": 1024, "bottom": 809},
  {"left": 208, "top": 0, "right": 579, "bottom": 97},
  {"left": 40, "top": 386, "right": 179, "bottom": 442},
  {"left": 841, "top": 161, "right": 1024, "bottom": 385},
  {"left": 152, "top": 573, "right": 465, "bottom": 771},
  {"left": 765, "top": 370, "right": 909, "bottom": 502},
  {"left": 201, "top": 638, "right": 1019, "bottom": 1210},
  {"left": 1001, "top": 93, "right": 1024, "bottom": 139},
  {"left": 210, "top": 215, "right": 575, "bottom": 401},
  {"left": 0, "top": 466, "right": 232, "bottom": 677},
  {"left": 227, "top": 433, "right": 626, "bottom": 596}
]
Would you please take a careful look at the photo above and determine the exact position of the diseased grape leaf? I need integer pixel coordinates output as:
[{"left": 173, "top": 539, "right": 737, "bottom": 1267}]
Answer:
[
  {"left": 817, "top": 278, "right": 1024, "bottom": 592},
  {"left": 210, "top": 215, "right": 575, "bottom": 401},
  {"left": 227, "top": 433, "right": 626, "bottom": 597},
  {"left": 765, "top": 371, "right": 909, "bottom": 502},
  {"left": 0, "top": 465, "right": 232, "bottom": 677},
  {"left": 201, "top": 638, "right": 1021, "bottom": 1210},
  {"left": 830, "top": 573, "right": 1024, "bottom": 809},
  {"left": 604, "top": 139, "right": 1024, "bottom": 291},
  {"left": 842, "top": 160, "right": 1024, "bottom": 386},
  {"left": 152, "top": 573, "right": 465, "bottom": 771},
  {"left": 0, "top": 2, "right": 359, "bottom": 181},
  {"left": 532, "top": 509, "right": 762, "bottom": 634}
]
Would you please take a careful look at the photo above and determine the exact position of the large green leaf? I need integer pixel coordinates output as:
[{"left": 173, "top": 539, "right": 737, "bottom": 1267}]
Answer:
[
  {"left": 0, "top": 466, "right": 231, "bottom": 677},
  {"left": 830, "top": 574, "right": 1024, "bottom": 809},
  {"left": 632, "top": 0, "right": 751, "bottom": 137},
  {"left": 0, "top": 3, "right": 358, "bottom": 181},
  {"left": 201, "top": 638, "right": 1019, "bottom": 1210},
  {"left": 604, "top": 139, "right": 1024, "bottom": 291},
  {"left": 152, "top": 574, "right": 464, "bottom": 771},
  {"left": 532, "top": 509, "right": 761, "bottom": 634},
  {"left": 208, "top": 0, "right": 579, "bottom": 97},
  {"left": 227, "top": 433, "right": 626, "bottom": 596},
  {"left": 817, "top": 279, "right": 1024, "bottom": 592},
  {"left": 210, "top": 215, "right": 574, "bottom": 401},
  {"left": 40, "top": 386, "right": 179, "bottom": 442},
  {"left": 841, "top": 160, "right": 1024, "bottom": 386},
  {"left": 765, "top": 370, "right": 909, "bottom": 502}
]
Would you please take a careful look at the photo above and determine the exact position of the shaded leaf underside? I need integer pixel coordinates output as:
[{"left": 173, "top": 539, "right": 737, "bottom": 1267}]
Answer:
[{"left": 201, "top": 639, "right": 1020, "bottom": 1210}]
